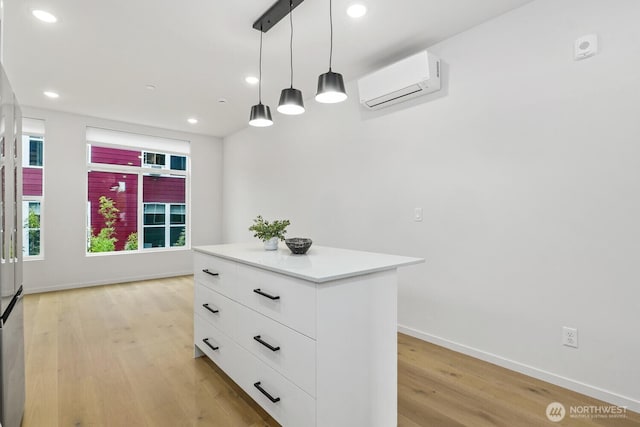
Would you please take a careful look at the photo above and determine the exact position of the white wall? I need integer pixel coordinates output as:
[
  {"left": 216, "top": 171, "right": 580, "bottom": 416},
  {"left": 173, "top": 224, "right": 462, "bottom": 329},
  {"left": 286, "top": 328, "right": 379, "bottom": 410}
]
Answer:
[
  {"left": 222, "top": 0, "right": 640, "bottom": 411},
  {"left": 22, "top": 107, "right": 223, "bottom": 293}
]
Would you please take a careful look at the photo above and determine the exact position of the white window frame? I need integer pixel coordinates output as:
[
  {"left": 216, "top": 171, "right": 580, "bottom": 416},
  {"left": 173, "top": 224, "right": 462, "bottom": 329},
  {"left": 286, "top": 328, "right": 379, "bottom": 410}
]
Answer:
[
  {"left": 22, "top": 197, "right": 44, "bottom": 260},
  {"left": 22, "top": 123, "right": 46, "bottom": 260},
  {"left": 86, "top": 141, "right": 190, "bottom": 256},
  {"left": 22, "top": 135, "right": 45, "bottom": 169}
]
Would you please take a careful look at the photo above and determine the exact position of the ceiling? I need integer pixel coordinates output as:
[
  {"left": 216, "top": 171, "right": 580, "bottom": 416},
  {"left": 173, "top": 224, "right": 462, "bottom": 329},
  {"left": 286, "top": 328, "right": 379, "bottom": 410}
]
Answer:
[{"left": 4, "top": 0, "right": 534, "bottom": 138}]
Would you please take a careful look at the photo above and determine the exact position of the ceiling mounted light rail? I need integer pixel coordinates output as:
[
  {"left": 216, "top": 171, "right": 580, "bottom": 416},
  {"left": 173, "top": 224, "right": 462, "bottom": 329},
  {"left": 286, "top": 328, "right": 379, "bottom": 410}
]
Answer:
[{"left": 253, "top": 0, "right": 305, "bottom": 33}]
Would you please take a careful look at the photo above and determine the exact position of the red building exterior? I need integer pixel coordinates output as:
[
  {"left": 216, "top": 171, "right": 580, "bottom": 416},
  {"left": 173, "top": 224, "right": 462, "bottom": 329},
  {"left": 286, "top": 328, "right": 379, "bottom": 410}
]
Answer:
[
  {"left": 91, "top": 146, "right": 141, "bottom": 167},
  {"left": 23, "top": 168, "right": 43, "bottom": 196},
  {"left": 143, "top": 176, "right": 185, "bottom": 203},
  {"left": 88, "top": 171, "right": 138, "bottom": 251}
]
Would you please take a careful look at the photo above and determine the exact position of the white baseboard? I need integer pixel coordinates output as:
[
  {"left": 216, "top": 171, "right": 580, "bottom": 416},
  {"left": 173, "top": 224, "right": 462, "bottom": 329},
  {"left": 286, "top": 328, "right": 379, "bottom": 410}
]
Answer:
[
  {"left": 398, "top": 324, "right": 640, "bottom": 413},
  {"left": 23, "top": 271, "right": 194, "bottom": 295}
]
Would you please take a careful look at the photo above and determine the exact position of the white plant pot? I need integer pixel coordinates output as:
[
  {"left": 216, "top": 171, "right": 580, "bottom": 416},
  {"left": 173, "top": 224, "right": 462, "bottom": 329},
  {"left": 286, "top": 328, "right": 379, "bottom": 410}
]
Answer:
[{"left": 264, "top": 237, "right": 279, "bottom": 251}]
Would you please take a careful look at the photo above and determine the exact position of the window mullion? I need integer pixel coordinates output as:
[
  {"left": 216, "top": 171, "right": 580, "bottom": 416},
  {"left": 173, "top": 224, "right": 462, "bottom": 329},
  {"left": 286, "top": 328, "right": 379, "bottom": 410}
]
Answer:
[
  {"left": 165, "top": 204, "right": 170, "bottom": 248},
  {"left": 137, "top": 173, "right": 143, "bottom": 251}
]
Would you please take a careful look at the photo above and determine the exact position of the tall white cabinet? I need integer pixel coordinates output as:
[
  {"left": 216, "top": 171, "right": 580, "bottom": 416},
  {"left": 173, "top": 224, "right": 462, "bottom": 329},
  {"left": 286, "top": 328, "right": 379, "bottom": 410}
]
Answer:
[{"left": 193, "top": 244, "right": 422, "bottom": 427}]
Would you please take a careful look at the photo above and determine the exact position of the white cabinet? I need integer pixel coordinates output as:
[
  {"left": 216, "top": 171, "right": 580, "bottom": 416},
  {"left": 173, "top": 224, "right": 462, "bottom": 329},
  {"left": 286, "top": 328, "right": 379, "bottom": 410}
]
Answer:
[
  {"left": 193, "top": 244, "right": 423, "bottom": 427},
  {"left": 235, "top": 302, "right": 317, "bottom": 397}
]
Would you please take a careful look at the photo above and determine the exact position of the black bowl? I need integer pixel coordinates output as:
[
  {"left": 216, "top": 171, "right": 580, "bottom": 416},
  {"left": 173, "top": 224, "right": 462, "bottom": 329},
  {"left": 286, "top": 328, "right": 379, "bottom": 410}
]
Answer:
[{"left": 285, "top": 238, "right": 312, "bottom": 255}]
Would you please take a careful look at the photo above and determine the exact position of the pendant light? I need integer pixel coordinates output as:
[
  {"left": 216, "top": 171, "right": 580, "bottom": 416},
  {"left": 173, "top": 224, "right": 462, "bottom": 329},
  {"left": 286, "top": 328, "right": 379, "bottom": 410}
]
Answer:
[
  {"left": 277, "top": 0, "right": 305, "bottom": 115},
  {"left": 315, "top": 0, "right": 347, "bottom": 103},
  {"left": 249, "top": 28, "right": 274, "bottom": 127}
]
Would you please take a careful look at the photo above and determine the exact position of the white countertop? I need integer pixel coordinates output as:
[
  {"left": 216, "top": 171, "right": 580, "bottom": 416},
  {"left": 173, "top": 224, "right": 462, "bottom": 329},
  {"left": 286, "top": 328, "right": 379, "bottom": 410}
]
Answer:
[{"left": 193, "top": 243, "right": 424, "bottom": 283}]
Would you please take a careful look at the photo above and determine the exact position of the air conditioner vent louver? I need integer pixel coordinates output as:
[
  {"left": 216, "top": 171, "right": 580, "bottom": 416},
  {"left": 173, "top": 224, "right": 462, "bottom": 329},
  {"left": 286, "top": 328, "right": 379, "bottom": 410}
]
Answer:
[
  {"left": 358, "top": 50, "right": 441, "bottom": 110},
  {"left": 365, "top": 84, "right": 424, "bottom": 108}
]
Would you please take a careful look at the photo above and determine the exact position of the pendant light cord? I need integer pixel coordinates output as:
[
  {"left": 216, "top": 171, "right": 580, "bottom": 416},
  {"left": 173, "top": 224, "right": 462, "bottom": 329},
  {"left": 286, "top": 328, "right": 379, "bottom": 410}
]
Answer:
[
  {"left": 329, "top": 0, "right": 333, "bottom": 71},
  {"left": 289, "top": 0, "right": 294, "bottom": 88},
  {"left": 259, "top": 28, "right": 264, "bottom": 103}
]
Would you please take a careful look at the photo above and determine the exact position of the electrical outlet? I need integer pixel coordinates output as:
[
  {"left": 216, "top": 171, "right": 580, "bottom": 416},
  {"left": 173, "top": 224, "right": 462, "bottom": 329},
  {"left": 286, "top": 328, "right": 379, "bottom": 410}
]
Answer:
[{"left": 562, "top": 327, "right": 578, "bottom": 348}]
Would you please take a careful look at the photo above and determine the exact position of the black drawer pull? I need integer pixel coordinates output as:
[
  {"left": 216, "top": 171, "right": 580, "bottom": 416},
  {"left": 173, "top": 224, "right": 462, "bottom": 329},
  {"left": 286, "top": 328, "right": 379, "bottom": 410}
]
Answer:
[
  {"left": 254, "top": 381, "right": 281, "bottom": 403},
  {"left": 202, "top": 338, "right": 219, "bottom": 351},
  {"left": 202, "top": 269, "right": 219, "bottom": 277},
  {"left": 253, "top": 335, "right": 280, "bottom": 352},
  {"left": 253, "top": 288, "right": 280, "bottom": 300},
  {"left": 202, "top": 303, "right": 219, "bottom": 314}
]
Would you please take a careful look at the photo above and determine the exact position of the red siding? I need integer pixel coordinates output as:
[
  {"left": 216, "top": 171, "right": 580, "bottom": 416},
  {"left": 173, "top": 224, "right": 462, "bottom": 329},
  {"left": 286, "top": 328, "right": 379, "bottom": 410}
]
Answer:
[
  {"left": 23, "top": 168, "right": 43, "bottom": 196},
  {"left": 91, "top": 146, "right": 141, "bottom": 167},
  {"left": 88, "top": 171, "right": 138, "bottom": 251},
  {"left": 143, "top": 176, "right": 186, "bottom": 203}
]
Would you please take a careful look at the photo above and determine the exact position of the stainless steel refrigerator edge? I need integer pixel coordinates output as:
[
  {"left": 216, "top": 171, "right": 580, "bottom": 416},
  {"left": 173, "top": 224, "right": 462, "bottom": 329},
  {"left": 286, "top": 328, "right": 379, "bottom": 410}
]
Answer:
[{"left": 0, "top": 62, "right": 25, "bottom": 427}]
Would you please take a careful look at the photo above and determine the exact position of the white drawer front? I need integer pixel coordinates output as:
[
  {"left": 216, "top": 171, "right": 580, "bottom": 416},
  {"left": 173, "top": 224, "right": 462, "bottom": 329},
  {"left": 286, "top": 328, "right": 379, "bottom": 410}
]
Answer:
[
  {"left": 236, "top": 303, "right": 317, "bottom": 397},
  {"left": 194, "top": 313, "right": 240, "bottom": 379},
  {"left": 236, "top": 264, "right": 317, "bottom": 339},
  {"left": 233, "top": 347, "right": 316, "bottom": 427},
  {"left": 194, "top": 252, "right": 237, "bottom": 299},
  {"left": 194, "top": 282, "right": 237, "bottom": 338}
]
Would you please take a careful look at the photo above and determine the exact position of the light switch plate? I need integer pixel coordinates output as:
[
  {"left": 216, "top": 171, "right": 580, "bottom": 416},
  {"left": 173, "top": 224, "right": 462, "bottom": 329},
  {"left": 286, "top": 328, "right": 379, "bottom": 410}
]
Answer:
[{"left": 414, "top": 208, "right": 423, "bottom": 222}]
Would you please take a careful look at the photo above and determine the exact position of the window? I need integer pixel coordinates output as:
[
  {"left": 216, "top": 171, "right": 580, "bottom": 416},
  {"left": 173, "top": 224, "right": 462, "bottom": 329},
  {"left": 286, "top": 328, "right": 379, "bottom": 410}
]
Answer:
[
  {"left": 142, "top": 152, "right": 187, "bottom": 171},
  {"left": 86, "top": 129, "right": 189, "bottom": 254},
  {"left": 143, "top": 152, "right": 166, "bottom": 169},
  {"left": 22, "top": 118, "right": 46, "bottom": 259},
  {"left": 143, "top": 203, "right": 186, "bottom": 248},
  {"left": 170, "top": 155, "right": 187, "bottom": 171},
  {"left": 27, "top": 136, "right": 44, "bottom": 167},
  {"left": 22, "top": 201, "right": 41, "bottom": 256}
]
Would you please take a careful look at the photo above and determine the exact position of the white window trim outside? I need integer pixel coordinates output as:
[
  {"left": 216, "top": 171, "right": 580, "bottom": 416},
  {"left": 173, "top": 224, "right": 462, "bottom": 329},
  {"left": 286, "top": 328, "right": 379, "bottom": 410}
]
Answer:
[
  {"left": 142, "top": 151, "right": 168, "bottom": 170},
  {"left": 142, "top": 203, "right": 186, "bottom": 249}
]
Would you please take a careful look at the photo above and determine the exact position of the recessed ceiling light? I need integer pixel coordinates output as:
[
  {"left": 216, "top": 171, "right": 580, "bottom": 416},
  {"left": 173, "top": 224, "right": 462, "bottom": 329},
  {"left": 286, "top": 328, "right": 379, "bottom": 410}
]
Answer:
[
  {"left": 245, "top": 76, "right": 259, "bottom": 85},
  {"left": 347, "top": 4, "right": 367, "bottom": 18},
  {"left": 32, "top": 10, "right": 58, "bottom": 23},
  {"left": 43, "top": 91, "right": 59, "bottom": 99},
  {"left": 187, "top": 118, "right": 198, "bottom": 124}
]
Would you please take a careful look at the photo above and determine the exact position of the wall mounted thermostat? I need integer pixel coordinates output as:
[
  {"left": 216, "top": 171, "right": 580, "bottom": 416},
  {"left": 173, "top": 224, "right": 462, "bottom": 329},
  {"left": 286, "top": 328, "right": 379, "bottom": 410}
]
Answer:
[{"left": 574, "top": 34, "right": 598, "bottom": 60}]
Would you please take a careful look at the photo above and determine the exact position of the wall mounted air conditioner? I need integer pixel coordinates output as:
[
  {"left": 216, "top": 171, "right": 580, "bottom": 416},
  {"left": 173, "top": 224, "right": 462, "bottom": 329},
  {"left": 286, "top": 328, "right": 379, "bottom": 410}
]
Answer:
[{"left": 357, "top": 50, "right": 441, "bottom": 110}]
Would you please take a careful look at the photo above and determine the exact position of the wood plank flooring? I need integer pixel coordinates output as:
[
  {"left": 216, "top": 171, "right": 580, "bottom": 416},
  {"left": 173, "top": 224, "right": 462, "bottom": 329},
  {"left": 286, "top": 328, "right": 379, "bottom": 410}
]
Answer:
[{"left": 22, "top": 276, "right": 640, "bottom": 427}]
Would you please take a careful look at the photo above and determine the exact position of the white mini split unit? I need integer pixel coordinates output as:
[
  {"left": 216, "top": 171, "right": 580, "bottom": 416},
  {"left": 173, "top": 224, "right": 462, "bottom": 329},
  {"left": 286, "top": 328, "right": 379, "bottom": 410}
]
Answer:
[{"left": 357, "top": 50, "right": 441, "bottom": 110}]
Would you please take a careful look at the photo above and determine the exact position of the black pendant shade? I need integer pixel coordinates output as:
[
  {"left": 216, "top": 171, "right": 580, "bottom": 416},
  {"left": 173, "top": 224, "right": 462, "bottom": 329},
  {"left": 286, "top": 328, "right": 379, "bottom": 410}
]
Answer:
[
  {"left": 278, "top": 88, "right": 304, "bottom": 115},
  {"left": 248, "top": 24, "right": 273, "bottom": 127},
  {"left": 315, "top": 0, "right": 347, "bottom": 104},
  {"left": 277, "top": 0, "right": 305, "bottom": 115},
  {"left": 315, "top": 70, "right": 347, "bottom": 104},
  {"left": 249, "top": 103, "right": 273, "bottom": 127}
]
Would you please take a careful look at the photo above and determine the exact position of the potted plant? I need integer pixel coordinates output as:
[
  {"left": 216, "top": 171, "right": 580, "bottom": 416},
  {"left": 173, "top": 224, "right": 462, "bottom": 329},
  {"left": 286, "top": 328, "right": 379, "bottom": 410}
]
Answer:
[{"left": 249, "top": 215, "right": 291, "bottom": 250}]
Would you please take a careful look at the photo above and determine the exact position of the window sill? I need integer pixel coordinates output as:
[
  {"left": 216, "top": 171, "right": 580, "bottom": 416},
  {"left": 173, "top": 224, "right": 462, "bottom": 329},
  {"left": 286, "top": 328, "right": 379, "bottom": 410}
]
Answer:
[{"left": 85, "top": 245, "right": 191, "bottom": 257}]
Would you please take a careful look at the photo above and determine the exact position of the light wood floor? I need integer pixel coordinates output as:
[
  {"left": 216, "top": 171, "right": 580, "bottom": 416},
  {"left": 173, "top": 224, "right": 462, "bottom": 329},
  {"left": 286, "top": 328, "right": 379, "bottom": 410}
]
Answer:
[{"left": 22, "top": 276, "right": 640, "bottom": 427}]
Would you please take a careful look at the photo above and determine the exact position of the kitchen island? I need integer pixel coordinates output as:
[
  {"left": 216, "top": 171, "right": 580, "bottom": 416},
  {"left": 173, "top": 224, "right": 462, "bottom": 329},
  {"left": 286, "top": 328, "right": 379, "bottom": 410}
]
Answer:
[{"left": 193, "top": 243, "right": 423, "bottom": 427}]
